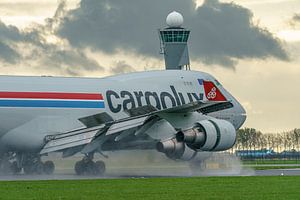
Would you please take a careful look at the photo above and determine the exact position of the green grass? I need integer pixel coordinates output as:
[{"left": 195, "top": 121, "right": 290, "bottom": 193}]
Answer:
[
  {"left": 1, "top": 176, "right": 300, "bottom": 200},
  {"left": 251, "top": 166, "right": 300, "bottom": 170}
]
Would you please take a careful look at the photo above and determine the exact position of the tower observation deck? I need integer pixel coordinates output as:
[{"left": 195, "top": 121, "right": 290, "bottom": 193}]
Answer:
[{"left": 159, "top": 11, "right": 190, "bottom": 70}]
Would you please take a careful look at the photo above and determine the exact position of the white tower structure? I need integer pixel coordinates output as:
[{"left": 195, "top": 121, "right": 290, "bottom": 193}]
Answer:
[{"left": 159, "top": 11, "right": 190, "bottom": 70}]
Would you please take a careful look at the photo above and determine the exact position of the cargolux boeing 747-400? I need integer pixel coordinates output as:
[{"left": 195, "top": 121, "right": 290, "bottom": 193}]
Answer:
[
  {"left": 0, "top": 70, "right": 246, "bottom": 175},
  {"left": 0, "top": 11, "right": 246, "bottom": 175}
]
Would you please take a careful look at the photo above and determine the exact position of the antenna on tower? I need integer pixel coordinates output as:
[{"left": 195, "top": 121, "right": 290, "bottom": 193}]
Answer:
[{"left": 159, "top": 11, "right": 191, "bottom": 70}]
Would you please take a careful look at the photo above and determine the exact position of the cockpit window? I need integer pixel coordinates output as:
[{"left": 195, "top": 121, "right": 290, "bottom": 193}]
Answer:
[{"left": 214, "top": 79, "right": 221, "bottom": 86}]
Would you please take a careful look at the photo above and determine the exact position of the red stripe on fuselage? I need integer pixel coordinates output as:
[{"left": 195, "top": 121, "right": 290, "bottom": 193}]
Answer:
[{"left": 0, "top": 92, "right": 103, "bottom": 100}]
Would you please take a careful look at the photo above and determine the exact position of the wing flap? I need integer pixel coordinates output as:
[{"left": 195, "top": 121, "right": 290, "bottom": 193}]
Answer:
[
  {"left": 79, "top": 112, "right": 113, "bottom": 128},
  {"left": 106, "top": 116, "right": 148, "bottom": 135},
  {"left": 40, "top": 126, "right": 104, "bottom": 155},
  {"left": 40, "top": 116, "right": 149, "bottom": 154}
]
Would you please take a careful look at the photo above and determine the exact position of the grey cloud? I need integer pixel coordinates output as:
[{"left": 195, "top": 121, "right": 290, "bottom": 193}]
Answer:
[
  {"left": 57, "top": 0, "right": 288, "bottom": 68},
  {"left": 0, "top": 2, "right": 103, "bottom": 75},
  {"left": 0, "top": 0, "right": 289, "bottom": 71},
  {"left": 0, "top": 21, "right": 23, "bottom": 42},
  {"left": 40, "top": 48, "right": 103, "bottom": 75},
  {"left": 110, "top": 61, "right": 135, "bottom": 74},
  {"left": 31, "top": 45, "right": 104, "bottom": 76},
  {"left": 291, "top": 13, "right": 300, "bottom": 27},
  {"left": 58, "top": 0, "right": 195, "bottom": 57},
  {"left": 293, "top": 14, "right": 300, "bottom": 22},
  {"left": 189, "top": 0, "right": 289, "bottom": 66},
  {"left": 0, "top": 42, "right": 20, "bottom": 64},
  {"left": 0, "top": 21, "right": 22, "bottom": 64},
  {"left": 287, "top": 13, "right": 300, "bottom": 32}
]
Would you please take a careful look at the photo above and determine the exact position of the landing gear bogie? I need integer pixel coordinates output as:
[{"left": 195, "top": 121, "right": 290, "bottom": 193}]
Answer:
[
  {"left": 23, "top": 160, "right": 55, "bottom": 175},
  {"left": 74, "top": 159, "right": 106, "bottom": 176}
]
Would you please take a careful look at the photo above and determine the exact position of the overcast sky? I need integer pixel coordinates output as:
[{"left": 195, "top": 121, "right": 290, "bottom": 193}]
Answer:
[{"left": 0, "top": 0, "right": 299, "bottom": 133}]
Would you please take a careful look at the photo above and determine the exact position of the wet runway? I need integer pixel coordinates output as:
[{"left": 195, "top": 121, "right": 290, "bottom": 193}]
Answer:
[
  {"left": 0, "top": 152, "right": 299, "bottom": 181},
  {"left": 0, "top": 168, "right": 300, "bottom": 181},
  {"left": 255, "top": 168, "right": 300, "bottom": 176}
]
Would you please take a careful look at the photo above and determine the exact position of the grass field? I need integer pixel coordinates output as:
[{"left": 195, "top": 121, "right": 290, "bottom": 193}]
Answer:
[
  {"left": 0, "top": 176, "right": 300, "bottom": 200},
  {"left": 251, "top": 166, "right": 300, "bottom": 170}
]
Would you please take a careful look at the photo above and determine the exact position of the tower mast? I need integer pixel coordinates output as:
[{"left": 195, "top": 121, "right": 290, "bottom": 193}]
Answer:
[{"left": 159, "top": 11, "right": 191, "bottom": 70}]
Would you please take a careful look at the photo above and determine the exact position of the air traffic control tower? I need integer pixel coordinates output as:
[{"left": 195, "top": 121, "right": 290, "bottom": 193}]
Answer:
[{"left": 159, "top": 11, "right": 190, "bottom": 70}]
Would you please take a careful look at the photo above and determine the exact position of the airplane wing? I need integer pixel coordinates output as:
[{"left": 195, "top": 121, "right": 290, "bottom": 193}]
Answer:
[{"left": 40, "top": 100, "right": 233, "bottom": 155}]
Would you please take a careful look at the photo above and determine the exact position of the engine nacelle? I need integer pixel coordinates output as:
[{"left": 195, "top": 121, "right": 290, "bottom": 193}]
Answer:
[
  {"left": 176, "top": 119, "right": 236, "bottom": 151},
  {"left": 156, "top": 139, "right": 212, "bottom": 161}
]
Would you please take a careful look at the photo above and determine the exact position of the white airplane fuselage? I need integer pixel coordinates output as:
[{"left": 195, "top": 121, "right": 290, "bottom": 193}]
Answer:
[{"left": 0, "top": 70, "right": 246, "bottom": 152}]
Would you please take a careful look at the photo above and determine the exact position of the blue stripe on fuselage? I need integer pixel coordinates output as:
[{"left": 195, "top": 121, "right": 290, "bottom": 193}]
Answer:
[{"left": 0, "top": 100, "right": 105, "bottom": 108}]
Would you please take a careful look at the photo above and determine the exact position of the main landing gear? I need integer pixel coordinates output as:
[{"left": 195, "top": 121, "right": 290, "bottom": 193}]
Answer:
[
  {"left": 0, "top": 153, "right": 21, "bottom": 174},
  {"left": 74, "top": 153, "right": 106, "bottom": 176},
  {"left": 22, "top": 154, "right": 55, "bottom": 175},
  {"left": 0, "top": 153, "right": 55, "bottom": 175}
]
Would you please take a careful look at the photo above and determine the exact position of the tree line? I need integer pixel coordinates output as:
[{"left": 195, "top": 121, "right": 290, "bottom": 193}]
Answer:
[{"left": 233, "top": 128, "right": 300, "bottom": 153}]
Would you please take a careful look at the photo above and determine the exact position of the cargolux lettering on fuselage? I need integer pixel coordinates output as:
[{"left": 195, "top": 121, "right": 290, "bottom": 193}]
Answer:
[{"left": 106, "top": 85, "right": 204, "bottom": 113}]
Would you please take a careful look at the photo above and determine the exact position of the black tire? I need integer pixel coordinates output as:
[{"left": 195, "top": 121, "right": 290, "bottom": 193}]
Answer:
[
  {"left": 75, "top": 160, "right": 85, "bottom": 175},
  {"left": 94, "top": 161, "right": 105, "bottom": 176},
  {"left": 43, "top": 161, "right": 55, "bottom": 175},
  {"left": 36, "top": 163, "right": 44, "bottom": 175},
  {"left": 85, "top": 160, "right": 96, "bottom": 175}
]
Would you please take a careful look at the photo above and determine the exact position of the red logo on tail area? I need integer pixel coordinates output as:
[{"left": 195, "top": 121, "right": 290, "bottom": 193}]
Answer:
[{"left": 198, "top": 79, "right": 226, "bottom": 101}]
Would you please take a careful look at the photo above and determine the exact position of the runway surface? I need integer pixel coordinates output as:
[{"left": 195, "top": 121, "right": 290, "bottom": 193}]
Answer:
[
  {"left": 0, "top": 152, "right": 299, "bottom": 181},
  {"left": 255, "top": 168, "right": 300, "bottom": 176},
  {"left": 0, "top": 168, "right": 300, "bottom": 181}
]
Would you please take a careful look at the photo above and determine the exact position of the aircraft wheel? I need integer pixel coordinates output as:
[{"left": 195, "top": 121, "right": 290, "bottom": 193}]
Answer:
[
  {"left": 85, "top": 160, "right": 96, "bottom": 175},
  {"left": 94, "top": 161, "right": 105, "bottom": 176},
  {"left": 36, "top": 162, "right": 44, "bottom": 175},
  {"left": 43, "top": 161, "right": 55, "bottom": 175},
  {"left": 75, "top": 160, "right": 85, "bottom": 175}
]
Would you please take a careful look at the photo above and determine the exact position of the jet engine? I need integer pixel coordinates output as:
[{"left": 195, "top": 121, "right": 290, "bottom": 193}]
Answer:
[
  {"left": 157, "top": 138, "right": 196, "bottom": 161},
  {"left": 156, "top": 138, "right": 212, "bottom": 161},
  {"left": 156, "top": 119, "right": 236, "bottom": 161},
  {"left": 176, "top": 119, "right": 236, "bottom": 151}
]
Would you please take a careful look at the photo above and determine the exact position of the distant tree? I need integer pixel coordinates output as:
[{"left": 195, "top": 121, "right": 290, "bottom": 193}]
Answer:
[
  {"left": 234, "top": 127, "right": 300, "bottom": 155},
  {"left": 292, "top": 129, "right": 300, "bottom": 151}
]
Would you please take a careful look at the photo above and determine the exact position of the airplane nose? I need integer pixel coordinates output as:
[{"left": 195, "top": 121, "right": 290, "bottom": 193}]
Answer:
[
  {"left": 238, "top": 113, "right": 247, "bottom": 128},
  {"left": 236, "top": 103, "right": 247, "bottom": 129}
]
